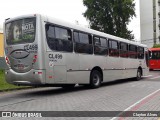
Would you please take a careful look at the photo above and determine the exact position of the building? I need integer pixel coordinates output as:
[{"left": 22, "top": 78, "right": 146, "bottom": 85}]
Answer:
[{"left": 140, "top": 0, "right": 160, "bottom": 48}]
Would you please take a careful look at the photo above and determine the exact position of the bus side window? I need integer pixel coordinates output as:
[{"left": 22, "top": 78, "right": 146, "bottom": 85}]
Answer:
[
  {"left": 74, "top": 31, "right": 93, "bottom": 54},
  {"left": 94, "top": 37, "right": 100, "bottom": 46},
  {"left": 73, "top": 32, "right": 79, "bottom": 43},
  {"left": 109, "top": 39, "right": 119, "bottom": 57},
  {"left": 129, "top": 45, "right": 137, "bottom": 59},
  {"left": 152, "top": 51, "right": 160, "bottom": 59},
  {"left": 46, "top": 25, "right": 55, "bottom": 39},
  {"left": 137, "top": 47, "right": 144, "bottom": 59},
  {"left": 94, "top": 36, "right": 108, "bottom": 56},
  {"left": 46, "top": 25, "right": 56, "bottom": 50},
  {"left": 120, "top": 42, "right": 128, "bottom": 58},
  {"left": 55, "top": 27, "right": 72, "bottom": 41},
  {"left": 46, "top": 24, "right": 73, "bottom": 52}
]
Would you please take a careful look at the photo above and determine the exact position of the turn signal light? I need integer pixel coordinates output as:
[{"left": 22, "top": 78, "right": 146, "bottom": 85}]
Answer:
[
  {"left": 33, "top": 55, "right": 38, "bottom": 63},
  {"left": 5, "top": 56, "right": 10, "bottom": 65}
]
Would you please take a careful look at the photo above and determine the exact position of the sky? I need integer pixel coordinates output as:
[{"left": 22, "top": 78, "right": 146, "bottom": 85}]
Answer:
[{"left": 0, "top": 0, "right": 140, "bottom": 40}]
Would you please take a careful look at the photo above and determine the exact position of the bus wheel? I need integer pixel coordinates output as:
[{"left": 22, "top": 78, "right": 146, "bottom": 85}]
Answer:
[
  {"left": 90, "top": 70, "right": 102, "bottom": 88},
  {"left": 61, "top": 84, "right": 75, "bottom": 89},
  {"left": 136, "top": 69, "right": 142, "bottom": 81}
]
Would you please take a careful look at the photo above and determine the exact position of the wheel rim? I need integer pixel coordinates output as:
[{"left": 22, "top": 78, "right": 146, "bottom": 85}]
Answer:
[
  {"left": 93, "top": 74, "right": 100, "bottom": 86},
  {"left": 137, "top": 70, "right": 141, "bottom": 79}
]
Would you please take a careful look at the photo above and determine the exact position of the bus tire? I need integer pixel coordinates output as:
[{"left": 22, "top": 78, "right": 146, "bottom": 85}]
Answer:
[
  {"left": 90, "top": 70, "right": 102, "bottom": 88},
  {"left": 136, "top": 69, "right": 142, "bottom": 81}
]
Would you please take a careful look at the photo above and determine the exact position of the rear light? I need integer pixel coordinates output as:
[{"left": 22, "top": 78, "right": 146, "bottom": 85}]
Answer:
[
  {"left": 49, "top": 76, "right": 53, "bottom": 79},
  {"left": 38, "top": 72, "right": 42, "bottom": 74},
  {"left": 33, "top": 55, "right": 38, "bottom": 64},
  {"left": 5, "top": 56, "right": 10, "bottom": 65},
  {"left": 33, "top": 71, "right": 43, "bottom": 75}
]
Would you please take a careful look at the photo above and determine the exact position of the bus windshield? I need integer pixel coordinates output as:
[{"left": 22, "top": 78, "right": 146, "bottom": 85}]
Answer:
[
  {"left": 150, "top": 51, "right": 160, "bottom": 59},
  {"left": 5, "top": 17, "right": 36, "bottom": 45}
]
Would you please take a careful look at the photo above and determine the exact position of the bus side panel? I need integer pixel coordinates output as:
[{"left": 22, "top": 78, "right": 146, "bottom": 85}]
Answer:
[
  {"left": 79, "top": 54, "right": 106, "bottom": 83},
  {"left": 149, "top": 60, "right": 160, "bottom": 69},
  {"left": 70, "top": 54, "right": 95, "bottom": 84},
  {"left": 123, "top": 59, "right": 137, "bottom": 78},
  {"left": 103, "top": 57, "right": 123, "bottom": 82},
  {"left": 67, "top": 71, "right": 90, "bottom": 84},
  {"left": 66, "top": 53, "right": 89, "bottom": 84}
]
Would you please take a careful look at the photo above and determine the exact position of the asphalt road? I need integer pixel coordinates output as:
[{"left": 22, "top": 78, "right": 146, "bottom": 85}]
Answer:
[{"left": 0, "top": 71, "right": 160, "bottom": 120}]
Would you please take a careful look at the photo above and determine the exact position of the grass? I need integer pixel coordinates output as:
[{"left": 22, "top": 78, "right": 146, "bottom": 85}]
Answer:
[{"left": 0, "top": 70, "right": 29, "bottom": 91}]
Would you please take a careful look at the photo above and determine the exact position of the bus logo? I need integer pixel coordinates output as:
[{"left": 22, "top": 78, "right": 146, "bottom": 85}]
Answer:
[{"left": 2, "top": 112, "right": 11, "bottom": 117}]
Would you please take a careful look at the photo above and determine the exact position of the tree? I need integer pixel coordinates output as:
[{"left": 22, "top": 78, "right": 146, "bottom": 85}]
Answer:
[
  {"left": 83, "top": 0, "right": 136, "bottom": 40},
  {"left": 153, "top": 44, "right": 160, "bottom": 48}
]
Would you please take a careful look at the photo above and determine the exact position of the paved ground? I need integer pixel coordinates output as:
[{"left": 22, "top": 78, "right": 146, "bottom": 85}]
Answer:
[{"left": 0, "top": 71, "right": 160, "bottom": 120}]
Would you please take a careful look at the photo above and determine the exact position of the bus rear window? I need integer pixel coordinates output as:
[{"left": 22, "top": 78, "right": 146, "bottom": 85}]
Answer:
[{"left": 5, "top": 17, "right": 36, "bottom": 45}]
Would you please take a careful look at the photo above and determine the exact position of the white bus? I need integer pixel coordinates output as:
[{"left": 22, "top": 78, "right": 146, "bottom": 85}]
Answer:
[{"left": 4, "top": 14, "right": 149, "bottom": 88}]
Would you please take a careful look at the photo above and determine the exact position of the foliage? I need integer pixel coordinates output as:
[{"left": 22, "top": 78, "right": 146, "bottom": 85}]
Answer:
[
  {"left": 83, "top": 0, "right": 136, "bottom": 40},
  {"left": 153, "top": 44, "right": 160, "bottom": 48},
  {"left": 0, "top": 70, "right": 29, "bottom": 91}
]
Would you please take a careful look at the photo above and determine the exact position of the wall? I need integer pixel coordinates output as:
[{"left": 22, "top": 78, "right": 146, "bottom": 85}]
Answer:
[
  {"left": 0, "top": 33, "right": 7, "bottom": 69},
  {"left": 0, "top": 33, "right": 4, "bottom": 57}
]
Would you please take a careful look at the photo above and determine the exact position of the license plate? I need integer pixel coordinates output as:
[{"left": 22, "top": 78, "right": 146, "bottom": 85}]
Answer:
[{"left": 18, "top": 64, "right": 24, "bottom": 70}]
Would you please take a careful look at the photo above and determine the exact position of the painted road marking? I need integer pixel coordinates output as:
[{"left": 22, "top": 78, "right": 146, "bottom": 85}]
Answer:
[
  {"left": 142, "top": 75, "right": 152, "bottom": 78},
  {"left": 110, "top": 88, "right": 160, "bottom": 120},
  {"left": 150, "top": 76, "right": 160, "bottom": 80}
]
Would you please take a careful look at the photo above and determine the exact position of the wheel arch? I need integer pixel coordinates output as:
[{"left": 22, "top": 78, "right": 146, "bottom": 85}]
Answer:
[
  {"left": 138, "top": 66, "right": 143, "bottom": 76},
  {"left": 90, "top": 66, "right": 103, "bottom": 82}
]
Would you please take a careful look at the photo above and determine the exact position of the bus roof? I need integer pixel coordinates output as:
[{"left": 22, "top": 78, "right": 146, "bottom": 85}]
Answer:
[
  {"left": 149, "top": 48, "right": 160, "bottom": 51},
  {"left": 45, "top": 15, "right": 146, "bottom": 48},
  {"left": 5, "top": 14, "right": 147, "bottom": 48}
]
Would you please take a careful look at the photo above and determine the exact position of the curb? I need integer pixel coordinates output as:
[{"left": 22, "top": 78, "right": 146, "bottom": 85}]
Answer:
[{"left": 0, "top": 87, "right": 35, "bottom": 93}]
